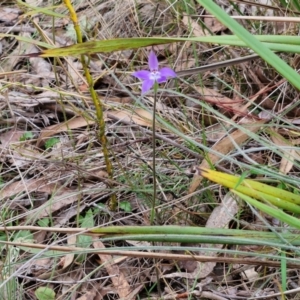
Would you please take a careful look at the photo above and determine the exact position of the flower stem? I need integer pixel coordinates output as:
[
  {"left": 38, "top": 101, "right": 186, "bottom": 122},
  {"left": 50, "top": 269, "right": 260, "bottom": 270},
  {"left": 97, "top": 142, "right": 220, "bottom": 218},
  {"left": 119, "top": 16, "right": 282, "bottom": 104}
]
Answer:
[{"left": 150, "top": 82, "right": 158, "bottom": 225}]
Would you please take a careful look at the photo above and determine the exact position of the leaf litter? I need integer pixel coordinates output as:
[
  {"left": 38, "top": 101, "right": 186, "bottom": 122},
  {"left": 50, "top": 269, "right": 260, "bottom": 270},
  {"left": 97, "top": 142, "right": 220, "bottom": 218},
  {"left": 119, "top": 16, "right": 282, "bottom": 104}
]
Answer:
[{"left": 1, "top": 0, "right": 300, "bottom": 299}]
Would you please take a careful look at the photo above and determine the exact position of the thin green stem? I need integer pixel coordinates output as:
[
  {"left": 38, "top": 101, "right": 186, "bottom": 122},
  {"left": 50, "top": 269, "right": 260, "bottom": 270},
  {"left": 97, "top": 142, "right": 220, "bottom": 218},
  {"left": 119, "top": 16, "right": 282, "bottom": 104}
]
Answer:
[
  {"left": 150, "top": 82, "right": 158, "bottom": 225},
  {"left": 281, "top": 250, "right": 287, "bottom": 292}
]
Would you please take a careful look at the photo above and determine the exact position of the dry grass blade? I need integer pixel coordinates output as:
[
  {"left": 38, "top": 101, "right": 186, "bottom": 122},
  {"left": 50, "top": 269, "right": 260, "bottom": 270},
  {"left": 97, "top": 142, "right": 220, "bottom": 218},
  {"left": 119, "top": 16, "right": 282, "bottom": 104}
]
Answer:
[{"left": 1, "top": 240, "right": 299, "bottom": 268}]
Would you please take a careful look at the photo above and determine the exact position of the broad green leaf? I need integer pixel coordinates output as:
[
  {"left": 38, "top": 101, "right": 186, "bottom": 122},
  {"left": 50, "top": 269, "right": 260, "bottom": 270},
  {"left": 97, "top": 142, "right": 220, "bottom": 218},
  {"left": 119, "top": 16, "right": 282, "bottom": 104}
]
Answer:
[
  {"left": 14, "top": 230, "right": 33, "bottom": 243},
  {"left": 35, "top": 287, "right": 55, "bottom": 300},
  {"left": 20, "top": 132, "right": 34, "bottom": 141},
  {"left": 76, "top": 209, "right": 94, "bottom": 262},
  {"left": 119, "top": 201, "right": 132, "bottom": 212},
  {"left": 77, "top": 209, "right": 94, "bottom": 248},
  {"left": 37, "top": 218, "right": 50, "bottom": 227},
  {"left": 45, "top": 137, "right": 60, "bottom": 149}
]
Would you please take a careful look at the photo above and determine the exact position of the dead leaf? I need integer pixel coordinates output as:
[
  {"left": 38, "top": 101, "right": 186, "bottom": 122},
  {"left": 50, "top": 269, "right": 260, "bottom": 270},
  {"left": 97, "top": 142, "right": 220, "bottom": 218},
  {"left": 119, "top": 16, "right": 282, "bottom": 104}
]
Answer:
[
  {"left": 0, "top": 129, "right": 25, "bottom": 148},
  {"left": 194, "top": 87, "right": 247, "bottom": 116},
  {"left": 189, "top": 119, "right": 267, "bottom": 194},
  {"left": 76, "top": 290, "right": 97, "bottom": 300},
  {"left": 61, "top": 235, "right": 76, "bottom": 269},
  {"left": 0, "top": 129, "right": 43, "bottom": 167},
  {"left": 0, "top": 7, "right": 21, "bottom": 23},
  {"left": 37, "top": 108, "right": 153, "bottom": 148},
  {"left": 9, "top": 144, "right": 43, "bottom": 168},
  {"left": 0, "top": 177, "right": 95, "bottom": 221},
  {"left": 36, "top": 186, "right": 84, "bottom": 219},
  {"left": 197, "top": 193, "right": 239, "bottom": 278},
  {"left": 37, "top": 116, "right": 96, "bottom": 147},
  {"left": 29, "top": 45, "right": 52, "bottom": 75},
  {"left": 93, "top": 240, "right": 133, "bottom": 300},
  {"left": 1, "top": 178, "right": 53, "bottom": 200},
  {"left": 108, "top": 108, "right": 153, "bottom": 127},
  {"left": 30, "top": 258, "right": 52, "bottom": 277},
  {"left": 168, "top": 193, "right": 239, "bottom": 280},
  {"left": 270, "top": 129, "right": 300, "bottom": 174},
  {"left": 241, "top": 268, "right": 259, "bottom": 281},
  {"left": 204, "top": 16, "right": 227, "bottom": 33},
  {"left": 182, "top": 16, "right": 209, "bottom": 36}
]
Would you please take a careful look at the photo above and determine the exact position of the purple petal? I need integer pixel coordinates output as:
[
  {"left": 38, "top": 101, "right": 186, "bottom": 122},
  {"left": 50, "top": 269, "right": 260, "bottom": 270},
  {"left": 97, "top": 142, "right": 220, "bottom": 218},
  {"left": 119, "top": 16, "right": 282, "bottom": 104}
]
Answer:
[
  {"left": 142, "top": 79, "right": 154, "bottom": 94},
  {"left": 148, "top": 51, "right": 158, "bottom": 71},
  {"left": 157, "top": 76, "right": 167, "bottom": 83},
  {"left": 132, "top": 70, "right": 151, "bottom": 80},
  {"left": 159, "top": 67, "right": 176, "bottom": 78}
]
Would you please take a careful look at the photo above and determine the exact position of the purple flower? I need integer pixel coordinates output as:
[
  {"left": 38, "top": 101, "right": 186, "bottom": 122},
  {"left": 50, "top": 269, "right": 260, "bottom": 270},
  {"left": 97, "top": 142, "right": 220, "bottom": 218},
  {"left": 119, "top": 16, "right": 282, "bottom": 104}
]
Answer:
[{"left": 132, "top": 50, "right": 176, "bottom": 94}]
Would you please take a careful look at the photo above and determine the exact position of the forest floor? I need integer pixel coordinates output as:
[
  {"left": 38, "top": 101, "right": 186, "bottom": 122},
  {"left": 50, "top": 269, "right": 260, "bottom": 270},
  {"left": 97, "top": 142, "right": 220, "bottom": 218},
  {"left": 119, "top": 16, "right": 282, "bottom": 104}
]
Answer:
[{"left": 1, "top": 0, "right": 300, "bottom": 299}]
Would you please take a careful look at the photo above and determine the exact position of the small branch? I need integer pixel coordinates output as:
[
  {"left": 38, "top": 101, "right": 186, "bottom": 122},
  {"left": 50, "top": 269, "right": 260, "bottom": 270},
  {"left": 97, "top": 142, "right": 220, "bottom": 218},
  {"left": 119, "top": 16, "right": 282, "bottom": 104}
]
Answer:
[{"left": 0, "top": 239, "right": 298, "bottom": 268}]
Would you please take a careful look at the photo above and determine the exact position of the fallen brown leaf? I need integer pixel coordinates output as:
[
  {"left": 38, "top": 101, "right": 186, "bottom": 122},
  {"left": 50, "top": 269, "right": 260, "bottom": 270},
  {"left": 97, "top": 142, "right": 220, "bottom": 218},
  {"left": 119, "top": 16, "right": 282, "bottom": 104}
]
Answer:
[
  {"left": 93, "top": 240, "right": 133, "bottom": 300},
  {"left": 37, "top": 116, "right": 96, "bottom": 147},
  {"left": 109, "top": 108, "right": 153, "bottom": 127}
]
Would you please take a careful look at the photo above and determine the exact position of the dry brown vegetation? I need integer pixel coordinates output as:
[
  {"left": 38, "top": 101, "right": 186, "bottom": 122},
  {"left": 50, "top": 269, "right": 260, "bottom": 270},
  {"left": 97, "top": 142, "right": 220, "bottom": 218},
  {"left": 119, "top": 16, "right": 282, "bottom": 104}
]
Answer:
[{"left": 1, "top": 0, "right": 300, "bottom": 299}]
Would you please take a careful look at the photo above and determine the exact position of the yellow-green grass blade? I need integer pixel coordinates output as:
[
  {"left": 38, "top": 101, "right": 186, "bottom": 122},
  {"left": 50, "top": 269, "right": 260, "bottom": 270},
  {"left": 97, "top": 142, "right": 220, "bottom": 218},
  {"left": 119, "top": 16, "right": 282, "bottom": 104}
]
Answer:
[
  {"left": 233, "top": 191, "right": 300, "bottom": 230},
  {"left": 33, "top": 37, "right": 180, "bottom": 57},
  {"left": 200, "top": 168, "right": 300, "bottom": 213},
  {"left": 32, "top": 36, "right": 300, "bottom": 58},
  {"left": 200, "top": 168, "right": 300, "bottom": 205}
]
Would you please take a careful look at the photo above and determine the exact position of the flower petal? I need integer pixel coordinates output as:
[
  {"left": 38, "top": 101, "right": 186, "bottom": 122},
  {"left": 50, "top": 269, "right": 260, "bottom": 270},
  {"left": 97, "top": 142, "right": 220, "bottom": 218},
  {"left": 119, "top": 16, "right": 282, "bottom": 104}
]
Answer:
[
  {"left": 159, "top": 67, "right": 176, "bottom": 78},
  {"left": 148, "top": 51, "right": 158, "bottom": 71},
  {"left": 132, "top": 70, "right": 151, "bottom": 80},
  {"left": 157, "top": 76, "right": 167, "bottom": 83},
  {"left": 142, "top": 79, "right": 154, "bottom": 94}
]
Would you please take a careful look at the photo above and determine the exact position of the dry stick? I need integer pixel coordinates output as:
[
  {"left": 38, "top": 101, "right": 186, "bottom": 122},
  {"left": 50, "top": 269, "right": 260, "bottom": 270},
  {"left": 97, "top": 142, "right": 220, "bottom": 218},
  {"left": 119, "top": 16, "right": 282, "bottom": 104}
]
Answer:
[
  {"left": 176, "top": 53, "right": 262, "bottom": 77},
  {"left": 1, "top": 240, "right": 300, "bottom": 268},
  {"left": 202, "top": 15, "right": 300, "bottom": 22},
  {"left": 63, "top": 0, "right": 116, "bottom": 210}
]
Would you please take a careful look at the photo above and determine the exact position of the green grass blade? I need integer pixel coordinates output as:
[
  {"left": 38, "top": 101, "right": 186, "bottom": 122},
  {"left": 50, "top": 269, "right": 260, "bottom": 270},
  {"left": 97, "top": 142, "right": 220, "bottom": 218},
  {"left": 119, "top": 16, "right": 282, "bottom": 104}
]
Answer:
[
  {"left": 91, "top": 225, "right": 300, "bottom": 242},
  {"left": 200, "top": 168, "right": 300, "bottom": 205},
  {"left": 35, "top": 36, "right": 300, "bottom": 58},
  {"left": 16, "top": 0, "right": 65, "bottom": 18},
  {"left": 232, "top": 191, "right": 300, "bottom": 229},
  {"left": 37, "top": 38, "right": 179, "bottom": 57},
  {"left": 0, "top": 34, "right": 55, "bottom": 49}
]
